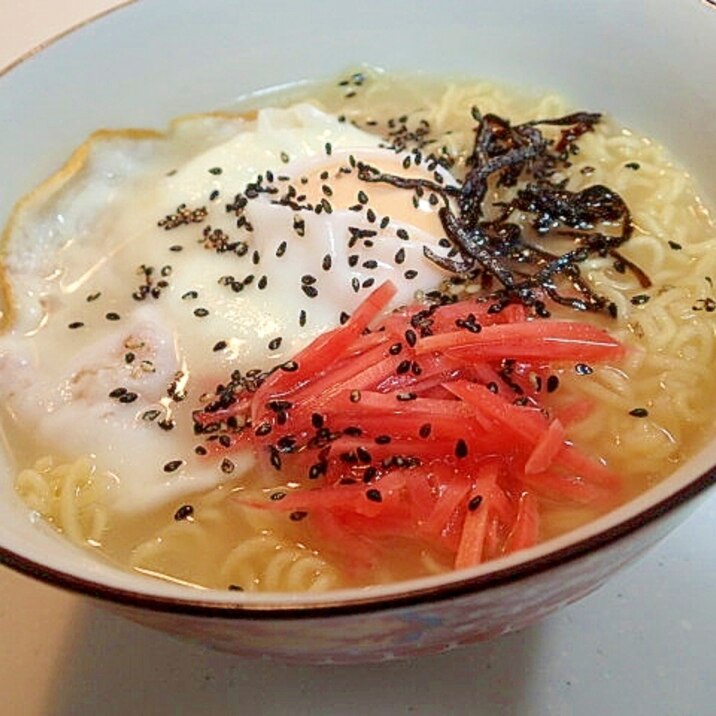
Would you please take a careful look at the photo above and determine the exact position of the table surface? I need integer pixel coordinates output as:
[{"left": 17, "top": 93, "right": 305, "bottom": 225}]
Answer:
[{"left": 1, "top": 2, "right": 715, "bottom": 714}]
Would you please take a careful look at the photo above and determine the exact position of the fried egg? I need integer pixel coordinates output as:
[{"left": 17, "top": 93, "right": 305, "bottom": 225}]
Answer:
[{"left": 0, "top": 103, "right": 455, "bottom": 512}]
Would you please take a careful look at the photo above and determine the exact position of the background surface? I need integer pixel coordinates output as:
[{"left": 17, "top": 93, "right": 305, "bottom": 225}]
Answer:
[{"left": 1, "top": 2, "right": 715, "bottom": 714}]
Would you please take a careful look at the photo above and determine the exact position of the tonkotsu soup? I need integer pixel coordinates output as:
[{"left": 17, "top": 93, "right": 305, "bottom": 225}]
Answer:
[{"left": 2, "top": 70, "right": 715, "bottom": 592}]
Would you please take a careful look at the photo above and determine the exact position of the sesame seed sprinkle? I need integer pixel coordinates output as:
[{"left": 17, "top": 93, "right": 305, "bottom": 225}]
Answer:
[
  {"left": 174, "top": 504, "right": 194, "bottom": 521},
  {"left": 366, "top": 489, "right": 382, "bottom": 503},
  {"left": 419, "top": 423, "right": 432, "bottom": 438}
]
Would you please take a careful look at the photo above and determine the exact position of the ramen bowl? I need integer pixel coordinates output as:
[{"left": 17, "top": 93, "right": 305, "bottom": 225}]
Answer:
[{"left": 0, "top": 0, "right": 715, "bottom": 664}]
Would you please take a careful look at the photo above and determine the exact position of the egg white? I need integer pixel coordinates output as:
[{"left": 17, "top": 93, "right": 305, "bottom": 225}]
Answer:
[{"left": 0, "top": 103, "right": 456, "bottom": 513}]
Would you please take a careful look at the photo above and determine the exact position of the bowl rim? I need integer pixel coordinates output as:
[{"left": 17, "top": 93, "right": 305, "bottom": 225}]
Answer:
[
  {"left": 0, "top": 0, "right": 714, "bottom": 620},
  {"left": 1, "top": 467, "right": 712, "bottom": 619}
]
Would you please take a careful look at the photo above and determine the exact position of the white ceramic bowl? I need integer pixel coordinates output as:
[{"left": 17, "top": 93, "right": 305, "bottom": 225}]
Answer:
[{"left": 1, "top": 0, "right": 715, "bottom": 663}]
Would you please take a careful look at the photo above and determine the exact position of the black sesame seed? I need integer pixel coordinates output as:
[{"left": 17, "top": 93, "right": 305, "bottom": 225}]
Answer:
[
  {"left": 105, "top": 312, "right": 121, "bottom": 321},
  {"left": 404, "top": 329, "right": 417, "bottom": 347},
  {"left": 396, "top": 228, "right": 409, "bottom": 241},
  {"left": 396, "top": 360, "right": 411, "bottom": 375},
  {"left": 404, "top": 269, "right": 418, "bottom": 280},
  {"left": 311, "top": 413, "right": 325, "bottom": 429},
  {"left": 164, "top": 460, "right": 183, "bottom": 473},
  {"left": 349, "top": 390, "right": 362, "bottom": 403},
  {"left": 182, "top": 290, "right": 198, "bottom": 300},
  {"left": 254, "top": 422, "right": 272, "bottom": 437},
  {"left": 258, "top": 275, "right": 268, "bottom": 290},
  {"left": 118, "top": 391, "right": 138, "bottom": 404},
  {"left": 396, "top": 392, "right": 417, "bottom": 402},
  {"left": 322, "top": 254, "right": 333, "bottom": 271},
  {"left": 467, "top": 495, "right": 483, "bottom": 512},
  {"left": 174, "top": 504, "right": 194, "bottom": 521},
  {"left": 356, "top": 446, "right": 372, "bottom": 464},
  {"left": 339, "top": 311, "right": 350, "bottom": 325},
  {"left": 68, "top": 321, "right": 84, "bottom": 329},
  {"left": 228, "top": 584, "right": 244, "bottom": 591},
  {"left": 290, "top": 510, "right": 308, "bottom": 521},
  {"left": 363, "top": 466, "right": 378, "bottom": 483},
  {"left": 299, "top": 309, "right": 307, "bottom": 327},
  {"left": 208, "top": 167, "right": 223, "bottom": 175},
  {"left": 194, "top": 445, "right": 207, "bottom": 456},
  {"left": 268, "top": 337, "right": 283, "bottom": 351},
  {"left": 624, "top": 162, "right": 640, "bottom": 170},
  {"left": 629, "top": 408, "right": 649, "bottom": 417},
  {"left": 141, "top": 409, "right": 161, "bottom": 421},
  {"left": 301, "top": 285, "right": 318, "bottom": 299},
  {"left": 270, "top": 447, "right": 282, "bottom": 471},
  {"left": 301, "top": 274, "right": 317, "bottom": 285},
  {"left": 221, "top": 458, "right": 235, "bottom": 474},
  {"left": 375, "top": 435, "right": 391, "bottom": 445},
  {"left": 357, "top": 190, "right": 368, "bottom": 204},
  {"left": 309, "top": 462, "right": 327, "bottom": 480},
  {"left": 630, "top": 294, "right": 650, "bottom": 306},
  {"left": 324, "top": 142, "right": 332, "bottom": 156},
  {"left": 348, "top": 254, "right": 359, "bottom": 268},
  {"left": 213, "top": 340, "right": 228, "bottom": 352},
  {"left": 209, "top": 189, "right": 220, "bottom": 201},
  {"left": 362, "top": 278, "right": 375, "bottom": 289},
  {"left": 86, "top": 292, "right": 101, "bottom": 302},
  {"left": 281, "top": 360, "right": 299, "bottom": 372},
  {"left": 419, "top": 423, "right": 432, "bottom": 439},
  {"left": 351, "top": 277, "right": 360, "bottom": 293},
  {"left": 276, "top": 241, "right": 287, "bottom": 258},
  {"left": 194, "top": 307, "right": 209, "bottom": 318},
  {"left": 270, "top": 491, "right": 287, "bottom": 501},
  {"left": 366, "top": 489, "right": 382, "bottom": 503},
  {"left": 455, "top": 439, "right": 469, "bottom": 459},
  {"left": 108, "top": 387, "right": 127, "bottom": 399},
  {"left": 362, "top": 259, "right": 378, "bottom": 270},
  {"left": 668, "top": 240, "right": 682, "bottom": 251},
  {"left": 389, "top": 342, "right": 403, "bottom": 355},
  {"left": 380, "top": 216, "right": 390, "bottom": 229},
  {"left": 280, "top": 152, "right": 290, "bottom": 164},
  {"left": 546, "top": 375, "right": 560, "bottom": 393},
  {"left": 394, "top": 248, "right": 406, "bottom": 265},
  {"left": 575, "top": 363, "right": 594, "bottom": 376}
]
